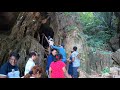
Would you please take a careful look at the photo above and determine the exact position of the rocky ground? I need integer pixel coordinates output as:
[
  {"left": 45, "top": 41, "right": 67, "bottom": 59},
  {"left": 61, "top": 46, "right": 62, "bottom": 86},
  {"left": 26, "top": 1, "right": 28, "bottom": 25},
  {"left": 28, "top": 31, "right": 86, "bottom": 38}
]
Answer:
[{"left": 78, "top": 65, "right": 120, "bottom": 78}]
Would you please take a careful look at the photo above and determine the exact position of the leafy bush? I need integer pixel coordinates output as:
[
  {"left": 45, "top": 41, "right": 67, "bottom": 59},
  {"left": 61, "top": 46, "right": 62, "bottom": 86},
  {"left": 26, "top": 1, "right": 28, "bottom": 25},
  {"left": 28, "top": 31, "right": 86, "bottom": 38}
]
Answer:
[
  {"left": 79, "top": 12, "right": 117, "bottom": 50},
  {"left": 63, "top": 12, "right": 117, "bottom": 50}
]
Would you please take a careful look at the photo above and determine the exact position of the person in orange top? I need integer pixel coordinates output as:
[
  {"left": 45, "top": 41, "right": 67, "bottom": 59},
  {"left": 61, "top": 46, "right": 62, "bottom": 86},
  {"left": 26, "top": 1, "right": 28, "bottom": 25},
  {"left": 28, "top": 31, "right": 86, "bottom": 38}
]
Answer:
[{"left": 23, "top": 65, "right": 43, "bottom": 78}]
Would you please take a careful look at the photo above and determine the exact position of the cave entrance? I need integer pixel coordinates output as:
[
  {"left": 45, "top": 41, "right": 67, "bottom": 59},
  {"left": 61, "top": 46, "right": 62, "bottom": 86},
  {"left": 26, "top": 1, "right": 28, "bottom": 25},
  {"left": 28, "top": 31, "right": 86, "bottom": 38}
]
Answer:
[
  {"left": 34, "top": 23, "right": 54, "bottom": 58},
  {"left": 0, "top": 12, "right": 19, "bottom": 35}
]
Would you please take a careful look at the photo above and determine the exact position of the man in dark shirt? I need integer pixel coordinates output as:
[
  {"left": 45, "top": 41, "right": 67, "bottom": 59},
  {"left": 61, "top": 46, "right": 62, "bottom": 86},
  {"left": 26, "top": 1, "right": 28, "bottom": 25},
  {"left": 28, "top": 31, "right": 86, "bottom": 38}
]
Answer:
[
  {"left": 51, "top": 44, "right": 67, "bottom": 63},
  {"left": 46, "top": 48, "right": 58, "bottom": 77},
  {"left": 0, "top": 52, "right": 20, "bottom": 78}
]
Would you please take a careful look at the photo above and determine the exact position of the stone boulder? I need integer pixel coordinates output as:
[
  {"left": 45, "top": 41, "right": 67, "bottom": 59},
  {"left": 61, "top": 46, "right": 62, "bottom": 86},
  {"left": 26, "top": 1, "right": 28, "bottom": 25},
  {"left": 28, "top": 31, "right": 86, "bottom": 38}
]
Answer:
[
  {"left": 109, "top": 34, "right": 120, "bottom": 51},
  {"left": 112, "top": 49, "right": 120, "bottom": 65},
  {"left": 89, "top": 50, "right": 113, "bottom": 74},
  {"left": 13, "top": 35, "right": 45, "bottom": 76}
]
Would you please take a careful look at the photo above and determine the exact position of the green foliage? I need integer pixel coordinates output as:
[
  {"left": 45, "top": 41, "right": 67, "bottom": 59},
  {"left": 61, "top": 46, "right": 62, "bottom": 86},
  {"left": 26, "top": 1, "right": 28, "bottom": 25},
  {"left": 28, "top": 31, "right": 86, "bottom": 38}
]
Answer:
[
  {"left": 101, "top": 67, "right": 110, "bottom": 74},
  {"left": 64, "top": 12, "right": 72, "bottom": 16},
  {"left": 63, "top": 12, "right": 117, "bottom": 51},
  {"left": 79, "top": 12, "right": 117, "bottom": 50}
]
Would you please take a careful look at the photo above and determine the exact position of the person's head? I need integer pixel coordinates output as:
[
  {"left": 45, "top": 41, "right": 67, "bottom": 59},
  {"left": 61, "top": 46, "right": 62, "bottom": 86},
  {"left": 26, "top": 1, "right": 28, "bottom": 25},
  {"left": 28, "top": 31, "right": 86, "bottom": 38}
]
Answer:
[
  {"left": 24, "top": 65, "right": 43, "bottom": 78},
  {"left": 29, "top": 51, "right": 38, "bottom": 61},
  {"left": 73, "top": 46, "right": 77, "bottom": 51},
  {"left": 54, "top": 54, "right": 62, "bottom": 62},
  {"left": 71, "top": 51, "right": 73, "bottom": 54},
  {"left": 51, "top": 48, "right": 58, "bottom": 56},
  {"left": 9, "top": 52, "right": 20, "bottom": 66}
]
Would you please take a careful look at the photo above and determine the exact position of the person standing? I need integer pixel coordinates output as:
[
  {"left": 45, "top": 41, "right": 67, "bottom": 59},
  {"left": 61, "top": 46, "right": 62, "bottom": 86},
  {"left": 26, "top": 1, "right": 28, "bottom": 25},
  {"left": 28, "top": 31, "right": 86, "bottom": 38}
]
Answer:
[
  {"left": 72, "top": 46, "right": 80, "bottom": 78},
  {"left": 51, "top": 44, "right": 67, "bottom": 64},
  {"left": 49, "top": 54, "right": 71, "bottom": 78},
  {"left": 46, "top": 48, "right": 58, "bottom": 77}
]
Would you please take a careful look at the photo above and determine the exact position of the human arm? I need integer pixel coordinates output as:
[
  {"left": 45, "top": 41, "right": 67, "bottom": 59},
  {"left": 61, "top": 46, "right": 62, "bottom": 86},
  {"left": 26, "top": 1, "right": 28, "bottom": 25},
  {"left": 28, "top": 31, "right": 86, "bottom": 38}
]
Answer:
[
  {"left": 49, "top": 67, "right": 52, "bottom": 78},
  {"left": 0, "top": 64, "right": 8, "bottom": 78},
  {"left": 42, "top": 33, "right": 49, "bottom": 43},
  {"left": 51, "top": 45, "right": 60, "bottom": 50},
  {"left": 71, "top": 52, "right": 76, "bottom": 62},
  {"left": 0, "top": 74, "right": 7, "bottom": 78},
  {"left": 62, "top": 67, "right": 72, "bottom": 78},
  {"left": 67, "top": 58, "right": 70, "bottom": 62},
  {"left": 67, "top": 56, "right": 73, "bottom": 63}
]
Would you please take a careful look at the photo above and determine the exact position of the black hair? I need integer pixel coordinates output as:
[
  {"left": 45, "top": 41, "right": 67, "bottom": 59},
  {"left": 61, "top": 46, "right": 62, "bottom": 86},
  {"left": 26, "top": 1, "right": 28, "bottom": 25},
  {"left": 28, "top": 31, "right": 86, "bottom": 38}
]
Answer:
[
  {"left": 29, "top": 51, "right": 37, "bottom": 58},
  {"left": 71, "top": 51, "right": 73, "bottom": 53},
  {"left": 54, "top": 54, "right": 62, "bottom": 62},
  {"left": 61, "top": 43, "right": 64, "bottom": 48},
  {"left": 10, "top": 52, "right": 20, "bottom": 60},
  {"left": 51, "top": 48, "right": 58, "bottom": 53},
  {"left": 73, "top": 46, "right": 77, "bottom": 51}
]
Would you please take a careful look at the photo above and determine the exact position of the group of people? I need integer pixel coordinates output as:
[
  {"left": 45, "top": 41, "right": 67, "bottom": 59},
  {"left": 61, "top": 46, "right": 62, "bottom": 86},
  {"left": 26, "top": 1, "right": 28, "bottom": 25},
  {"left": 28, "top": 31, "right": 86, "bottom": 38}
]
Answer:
[
  {"left": 46, "top": 43, "right": 80, "bottom": 78},
  {"left": 0, "top": 51, "right": 43, "bottom": 78},
  {"left": 0, "top": 37, "right": 80, "bottom": 78}
]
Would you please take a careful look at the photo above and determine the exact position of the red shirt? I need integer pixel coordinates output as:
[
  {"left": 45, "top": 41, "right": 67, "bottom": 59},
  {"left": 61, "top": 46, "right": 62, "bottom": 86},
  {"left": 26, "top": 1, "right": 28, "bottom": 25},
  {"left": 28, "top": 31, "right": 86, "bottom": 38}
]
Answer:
[{"left": 50, "top": 60, "right": 66, "bottom": 78}]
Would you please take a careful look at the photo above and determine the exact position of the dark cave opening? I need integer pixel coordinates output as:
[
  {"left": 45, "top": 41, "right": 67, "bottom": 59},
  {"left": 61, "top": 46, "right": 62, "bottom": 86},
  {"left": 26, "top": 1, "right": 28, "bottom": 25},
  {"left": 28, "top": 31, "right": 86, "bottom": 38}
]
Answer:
[
  {"left": 34, "top": 23, "right": 54, "bottom": 58},
  {"left": 0, "top": 12, "right": 19, "bottom": 34}
]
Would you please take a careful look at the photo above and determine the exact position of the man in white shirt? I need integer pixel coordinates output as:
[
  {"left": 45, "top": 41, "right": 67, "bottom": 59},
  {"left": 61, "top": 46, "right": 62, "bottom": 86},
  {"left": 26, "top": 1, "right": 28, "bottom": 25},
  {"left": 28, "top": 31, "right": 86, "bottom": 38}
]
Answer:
[{"left": 24, "top": 51, "right": 38, "bottom": 75}]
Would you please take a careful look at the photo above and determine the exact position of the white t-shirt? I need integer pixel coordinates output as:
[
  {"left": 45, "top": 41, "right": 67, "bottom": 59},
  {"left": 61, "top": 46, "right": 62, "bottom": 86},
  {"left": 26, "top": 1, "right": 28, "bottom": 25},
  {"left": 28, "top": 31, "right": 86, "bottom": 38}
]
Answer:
[
  {"left": 72, "top": 51, "right": 80, "bottom": 67},
  {"left": 48, "top": 38, "right": 54, "bottom": 46},
  {"left": 8, "top": 70, "right": 20, "bottom": 78},
  {"left": 24, "top": 58, "right": 35, "bottom": 75}
]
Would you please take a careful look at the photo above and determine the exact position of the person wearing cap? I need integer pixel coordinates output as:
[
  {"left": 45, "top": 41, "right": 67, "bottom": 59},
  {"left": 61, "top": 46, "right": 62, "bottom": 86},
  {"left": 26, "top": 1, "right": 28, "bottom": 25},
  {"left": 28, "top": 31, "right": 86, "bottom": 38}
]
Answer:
[
  {"left": 24, "top": 51, "right": 38, "bottom": 75},
  {"left": 0, "top": 52, "right": 20, "bottom": 78},
  {"left": 50, "top": 43, "right": 67, "bottom": 64}
]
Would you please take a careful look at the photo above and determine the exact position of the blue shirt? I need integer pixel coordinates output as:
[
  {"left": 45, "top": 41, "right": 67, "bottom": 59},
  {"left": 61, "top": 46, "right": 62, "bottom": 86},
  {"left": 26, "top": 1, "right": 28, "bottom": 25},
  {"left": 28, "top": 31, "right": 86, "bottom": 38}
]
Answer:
[
  {"left": 46, "top": 54, "right": 55, "bottom": 71},
  {"left": 72, "top": 51, "right": 80, "bottom": 67},
  {"left": 51, "top": 45, "right": 67, "bottom": 63},
  {"left": 0, "top": 61, "right": 20, "bottom": 78}
]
